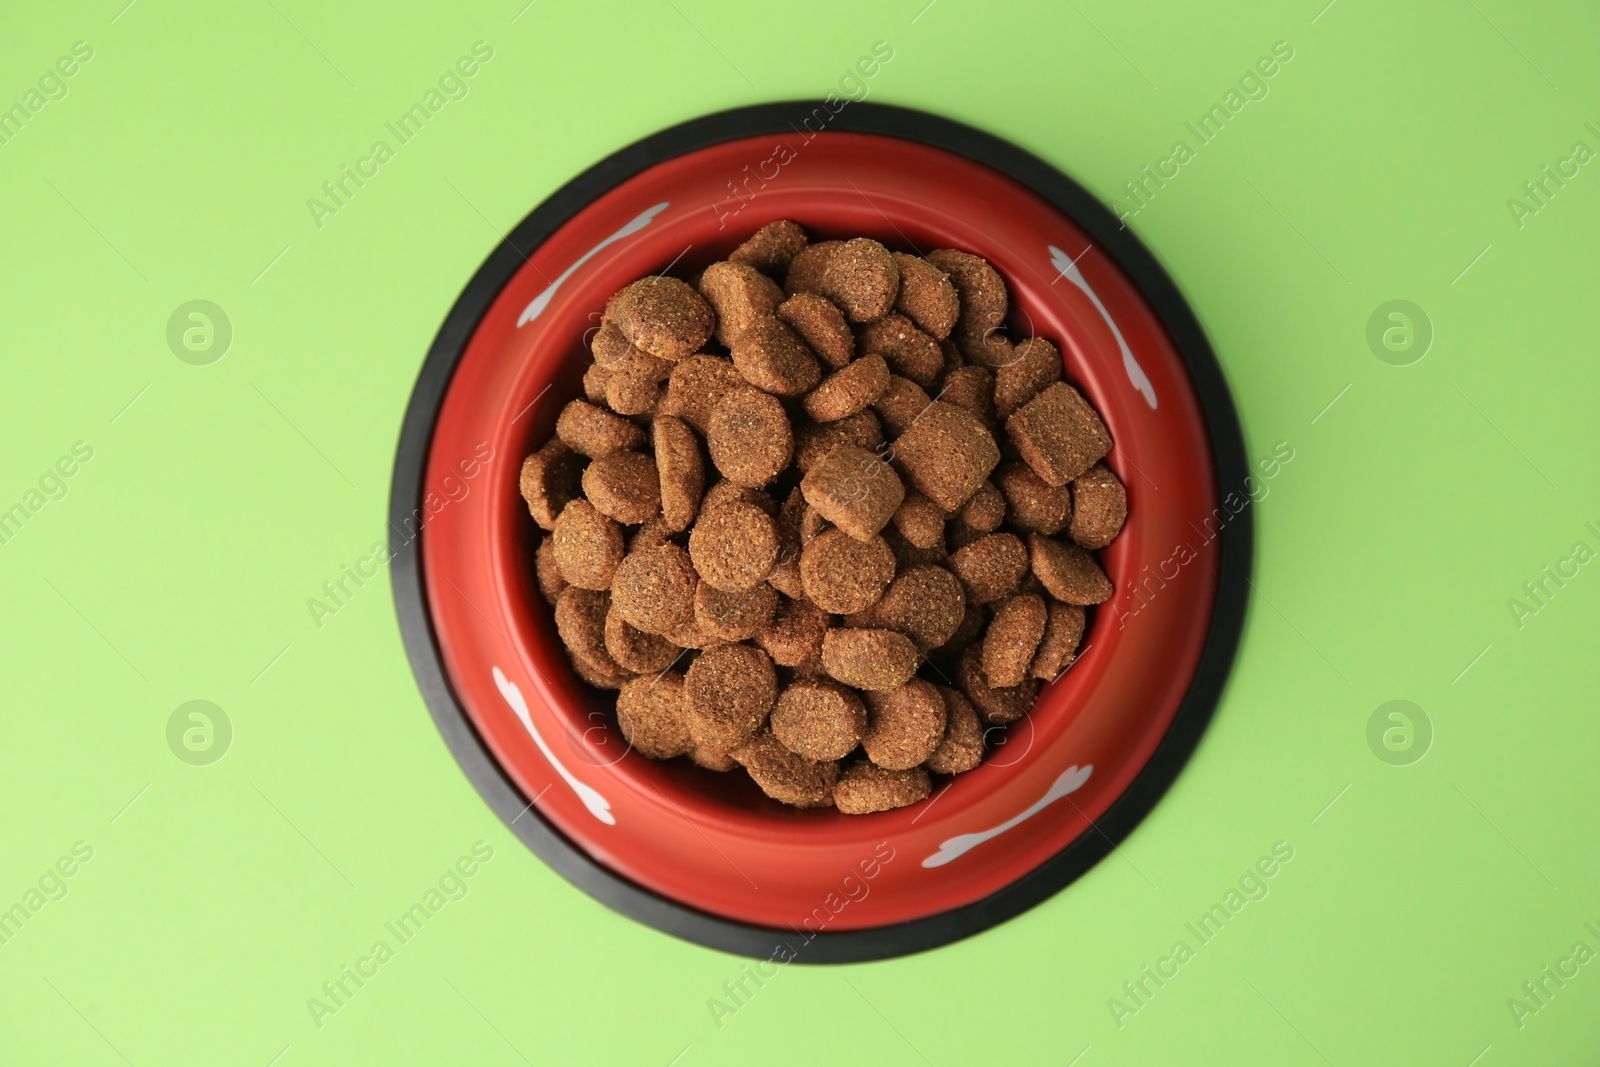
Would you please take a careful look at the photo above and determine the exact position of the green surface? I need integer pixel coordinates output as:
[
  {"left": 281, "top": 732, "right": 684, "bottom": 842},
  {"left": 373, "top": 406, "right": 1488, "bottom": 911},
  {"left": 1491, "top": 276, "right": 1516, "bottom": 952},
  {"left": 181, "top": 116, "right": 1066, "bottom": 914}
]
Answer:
[{"left": 2, "top": 0, "right": 1596, "bottom": 1063}]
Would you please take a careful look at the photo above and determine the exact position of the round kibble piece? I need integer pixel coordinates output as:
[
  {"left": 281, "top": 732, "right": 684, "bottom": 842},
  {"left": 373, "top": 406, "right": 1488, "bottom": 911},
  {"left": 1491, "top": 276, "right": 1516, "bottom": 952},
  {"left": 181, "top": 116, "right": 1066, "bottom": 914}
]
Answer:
[
  {"left": 892, "top": 253, "right": 960, "bottom": 339},
  {"left": 961, "top": 481, "right": 1006, "bottom": 533},
  {"left": 610, "top": 544, "right": 698, "bottom": 634},
  {"left": 689, "top": 500, "right": 779, "bottom": 592},
  {"left": 872, "top": 375, "right": 932, "bottom": 437},
  {"left": 958, "top": 644, "right": 1039, "bottom": 725},
  {"left": 684, "top": 644, "right": 778, "bottom": 750},
  {"left": 926, "top": 249, "right": 1007, "bottom": 346},
  {"left": 689, "top": 745, "right": 738, "bottom": 771},
  {"left": 581, "top": 450, "right": 661, "bottom": 525},
  {"left": 519, "top": 440, "right": 585, "bottom": 531},
  {"left": 694, "top": 580, "right": 778, "bottom": 642},
  {"left": 993, "top": 337, "right": 1063, "bottom": 421},
  {"left": 755, "top": 596, "right": 830, "bottom": 666},
  {"left": 800, "top": 443, "right": 905, "bottom": 542},
  {"left": 653, "top": 415, "right": 705, "bottom": 533},
  {"left": 731, "top": 729, "right": 839, "bottom": 808},
  {"left": 770, "top": 679, "right": 867, "bottom": 761},
  {"left": 883, "top": 524, "right": 947, "bottom": 570},
  {"left": 729, "top": 219, "right": 809, "bottom": 275},
  {"left": 604, "top": 607, "right": 680, "bottom": 673},
  {"left": 610, "top": 276, "right": 714, "bottom": 361},
  {"left": 590, "top": 321, "right": 634, "bottom": 366},
  {"left": 698, "top": 260, "right": 784, "bottom": 345},
  {"left": 551, "top": 499, "right": 625, "bottom": 590},
  {"left": 627, "top": 516, "right": 674, "bottom": 556},
  {"left": 925, "top": 687, "right": 984, "bottom": 775},
  {"left": 834, "top": 761, "right": 931, "bottom": 814},
  {"left": 802, "top": 353, "right": 890, "bottom": 422},
  {"left": 821, "top": 628, "right": 920, "bottom": 691},
  {"left": 604, "top": 349, "right": 673, "bottom": 416},
  {"left": 534, "top": 537, "right": 567, "bottom": 606},
  {"left": 1029, "top": 533, "right": 1114, "bottom": 605},
  {"left": 856, "top": 313, "right": 943, "bottom": 387},
  {"left": 776, "top": 292, "right": 854, "bottom": 368},
  {"left": 701, "top": 479, "right": 777, "bottom": 516},
  {"left": 582, "top": 362, "right": 611, "bottom": 403},
  {"left": 982, "top": 593, "right": 1047, "bottom": 689},
  {"left": 729, "top": 315, "right": 821, "bottom": 397},
  {"left": 932, "top": 601, "right": 987, "bottom": 661},
  {"left": 1031, "top": 600, "right": 1086, "bottom": 680},
  {"left": 660, "top": 355, "right": 746, "bottom": 434},
  {"left": 554, "top": 587, "right": 614, "bottom": 667},
  {"left": 784, "top": 240, "right": 840, "bottom": 297},
  {"left": 890, "top": 489, "right": 946, "bottom": 550},
  {"left": 795, "top": 408, "right": 884, "bottom": 471},
  {"left": 799, "top": 529, "right": 895, "bottom": 614},
  {"left": 1069, "top": 463, "right": 1127, "bottom": 549},
  {"left": 615, "top": 672, "right": 693, "bottom": 759},
  {"left": 947, "top": 532, "right": 1028, "bottom": 604},
  {"left": 939, "top": 365, "right": 996, "bottom": 428},
  {"left": 569, "top": 648, "right": 633, "bottom": 690},
  {"left": 996, "top": 462, "right": 1072, "bottom": 534},
  {"left": 822, "top": 238, "right": 899, "bottom": 323},
  {"left": 706, "top": 388, "right": 793, "bottom": 487},
  {"left": 862, "top": 679, "right": 947, "bottom": 770},
  {"left": 849, "top": 564, "right": 966, "bottom": 650},
  {"left": 556, "top": 399, "right": 645, "bottom": 458}
]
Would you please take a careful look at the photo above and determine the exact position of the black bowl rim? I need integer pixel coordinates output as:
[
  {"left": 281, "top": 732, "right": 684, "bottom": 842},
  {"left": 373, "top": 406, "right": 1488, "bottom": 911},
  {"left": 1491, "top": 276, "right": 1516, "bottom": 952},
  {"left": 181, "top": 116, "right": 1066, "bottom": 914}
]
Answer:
[{"left": 388, "top": 101, "right": 1252, "bottom": 963}]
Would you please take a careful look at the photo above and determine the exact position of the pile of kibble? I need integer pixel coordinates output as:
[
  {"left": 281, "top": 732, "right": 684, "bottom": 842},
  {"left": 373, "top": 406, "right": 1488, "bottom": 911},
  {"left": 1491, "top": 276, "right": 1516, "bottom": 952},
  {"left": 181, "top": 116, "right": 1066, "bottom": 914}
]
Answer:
[{"left": 518, "top": 221, "right": 1125, "bottom": 814}]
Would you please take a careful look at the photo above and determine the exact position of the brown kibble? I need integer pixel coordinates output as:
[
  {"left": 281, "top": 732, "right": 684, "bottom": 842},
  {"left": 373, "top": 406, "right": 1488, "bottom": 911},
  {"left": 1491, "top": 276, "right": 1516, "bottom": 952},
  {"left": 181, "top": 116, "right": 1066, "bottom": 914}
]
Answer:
[
  {"left": 856, "top": 313, "right": 943, "bottom": 387},
  {"left": 833, "top": 761, "right": 930, "bottom": 814},
  {"left": 610, "top": 543, "right": 699, "bottom": 633},
  {"left": 556, "top": 399, "right": 646, "bottom": 458},
  {"left": 688, "top": 499, "right": 779, "bottom": 592},
  {"left": 946, "top": 515, "right": 989, "bottom": 552},
  {"left": 802, "top": 353, "right": 889, "bottom": 422},
  {"left": 939, "top": 365, "right": 996, "bottom": 428},
  {"left": 962, "top": 331, "right": 1014, "bottom": 370},
  {"left": 932, "top": 601, "right": 987, "bottom": 660},
  {"left": 660, "top": 355, "right": 746, "bottom": 434},
  {"left": 582, "top": 362, "right": 611, "bottom": 403},
  {"left": 925, "top": 248, "right": 1007, "bottom": 347},
  {"left": 698, "top": 261, "right": 784, "bottom": 345},
  {"left": 706, "top": 388, "right": 792, "bottom": 487},
  {"left": 1029, "top": 534, "right": 1114, "bottom": 605},
  {"left": 755, "top": 596, "right": 830, "bottom": 666},
  {"left": 519, "top": 439, "right": 585, "bottom": 531},
  {"left": 783, "top": 240, "right": 840, "bottom": 297},
  {"left": 862, "top": 679, "right": 946, "bottom": 770},
  {"left": 770, "top": 679, "right": 866, "bottom": 761},
  {"left": 958, "top": 644, "right": 1038, "bottom": 725},
  {"left": 872, "top": 375, "right": 932, "bottom": 437},
  {"left": 883, "top": 524, "right": 946, "bottom": 570},
  {"left": 822, "top": 238, "right": 899, "bottom": 323},
  {"left": 1031, "top": 601, "right": 1086, "bottom": 680},
  {"left": 700, "top": 479, "right": 777, "bottom": 516},
  {"left": 947, "top": 532, "right": 1028, "bottom": 605},
  {"left": 1006, "top": 382, "right": 1113, "bottom": 486},
  {"left": 821, "top": 628, "right": 919, "bottom": 691},
  {"left": 776, "top": 292, "right": 854, "bottom": 369},
  {"left": 890, "top": 489, "right": 945, "bottom": 550},
  {"left": 925, "top": 687, "right": 983, "bottom": 774},
  {"left": 1069, "top": 463, "right": 1127, "bottom": 549},
  {"left": 615, "top": 672, "right": 695, "bottom": 759},
  {"left": 569, "top": 648, "right": 633, "bottom": 690},
  {"left": 996, "top": 462, "right": 1072, "bottom": 534},
  {"left": 604, "top": 606, "right": 680, "bottom": 673},
  {"left": 800, "top": 444, "right": 905, "bottom": 542},
  {"left": 729, "top": 219, "right": 808, "bottom": 275},
  {"left": 892, "top": 253, "right": 959, "bottom": 339},
  {"left": 552, "top": 499, "right": 625, "bottom": 590},
  {"left": 690, "top": 746, "right": 738, "bottom": 771},
  {"left": 694, "top": 580, "right": 778, "bottom": 642},
  {"left": 663, "top": 615, "right": 724, "bottom": 651},
  {"left": 983, "top": 593, "right": 1047, "bottom": 689},
  {"left": 590, "top": 321, "right": 634, "bottom": 366},
  {"left": 581, "top": 450, "right": 660, "bottom": 525},
  {"left": 993, "top": 337, "right": 1062, "bottom": 421},
  {"left": 653, "top": 415, "right": 704, "bottom": 533},
  {"left": 799, "top": 529, "right": 895, "bottom": 614},
  {"left": 848, "top": 564, "right": 966, "bottom": 651},
  {"left": 554, "top": 587, "right": 628, "bottom": 684},
  {"left": 684, "top": 644, "right": 777, "bottom": 750},
  {"left": 795, "top": 408, "right": 884, "bottom": 472},
  {"left": 729, "top": 315, "right": 821, "bottom": 397},
  {"left": 961, "top": 481, "right": 1006, "bottom": 533},
  {"left": 731, "top": 729, "right": 839, "bottom": 808},
  {"left": 610, "top": 276, "right": 713, "bottom": 361},
  {"left": 535, "top": 537, "right": 567, "bottom": 606},
  {"left": 627, "top": 516, "right": 675, "bottom": 555},
  {"left": 891, "top": 401, "right": 1000, "bottom": 511},
  {"left": 604, "top": 349, "right": 674, "bottom": 416}
]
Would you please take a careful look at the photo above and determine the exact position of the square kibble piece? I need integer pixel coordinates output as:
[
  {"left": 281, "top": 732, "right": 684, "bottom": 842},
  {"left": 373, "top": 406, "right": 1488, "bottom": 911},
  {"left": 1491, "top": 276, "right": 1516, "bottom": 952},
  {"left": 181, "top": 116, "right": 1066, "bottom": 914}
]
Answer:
[
  {"left": 1005, "top": 382, "right": 1112, "bottom": 486},
  {"left": 801, "top": 444, "right": 905, "bottom": 541},
  {"left": 891, "top": 401, "right": 999, "bottom": 511}
]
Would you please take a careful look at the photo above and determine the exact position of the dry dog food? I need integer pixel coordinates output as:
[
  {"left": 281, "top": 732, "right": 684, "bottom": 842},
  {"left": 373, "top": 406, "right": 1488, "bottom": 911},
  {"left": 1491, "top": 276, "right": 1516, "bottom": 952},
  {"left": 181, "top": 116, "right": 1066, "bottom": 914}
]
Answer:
[{"left": 521, "top": 221, "right": 1127, "bottom": 813}]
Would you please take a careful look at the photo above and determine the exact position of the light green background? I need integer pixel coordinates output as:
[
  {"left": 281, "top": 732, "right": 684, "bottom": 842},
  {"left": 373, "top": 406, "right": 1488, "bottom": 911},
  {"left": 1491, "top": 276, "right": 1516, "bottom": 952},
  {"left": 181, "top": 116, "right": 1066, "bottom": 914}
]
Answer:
[{"left": 2, "top": 0, "right": 1596, "bottom": 1063}]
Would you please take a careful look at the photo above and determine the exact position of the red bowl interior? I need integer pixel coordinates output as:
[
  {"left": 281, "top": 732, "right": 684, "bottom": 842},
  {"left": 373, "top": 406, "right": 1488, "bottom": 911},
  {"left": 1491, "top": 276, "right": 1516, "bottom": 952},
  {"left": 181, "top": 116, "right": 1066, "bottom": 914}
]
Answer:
[{"left": 420, "top": 132, "right": 1219, "bottom": 930}]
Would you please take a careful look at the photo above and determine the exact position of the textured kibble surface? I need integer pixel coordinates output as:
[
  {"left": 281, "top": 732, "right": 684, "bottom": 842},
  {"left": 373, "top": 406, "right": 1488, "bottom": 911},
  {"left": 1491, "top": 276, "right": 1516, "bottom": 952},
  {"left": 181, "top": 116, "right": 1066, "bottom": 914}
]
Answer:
[{"left": 518, "top": 221, "right": 1127, "bottom": 811}]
